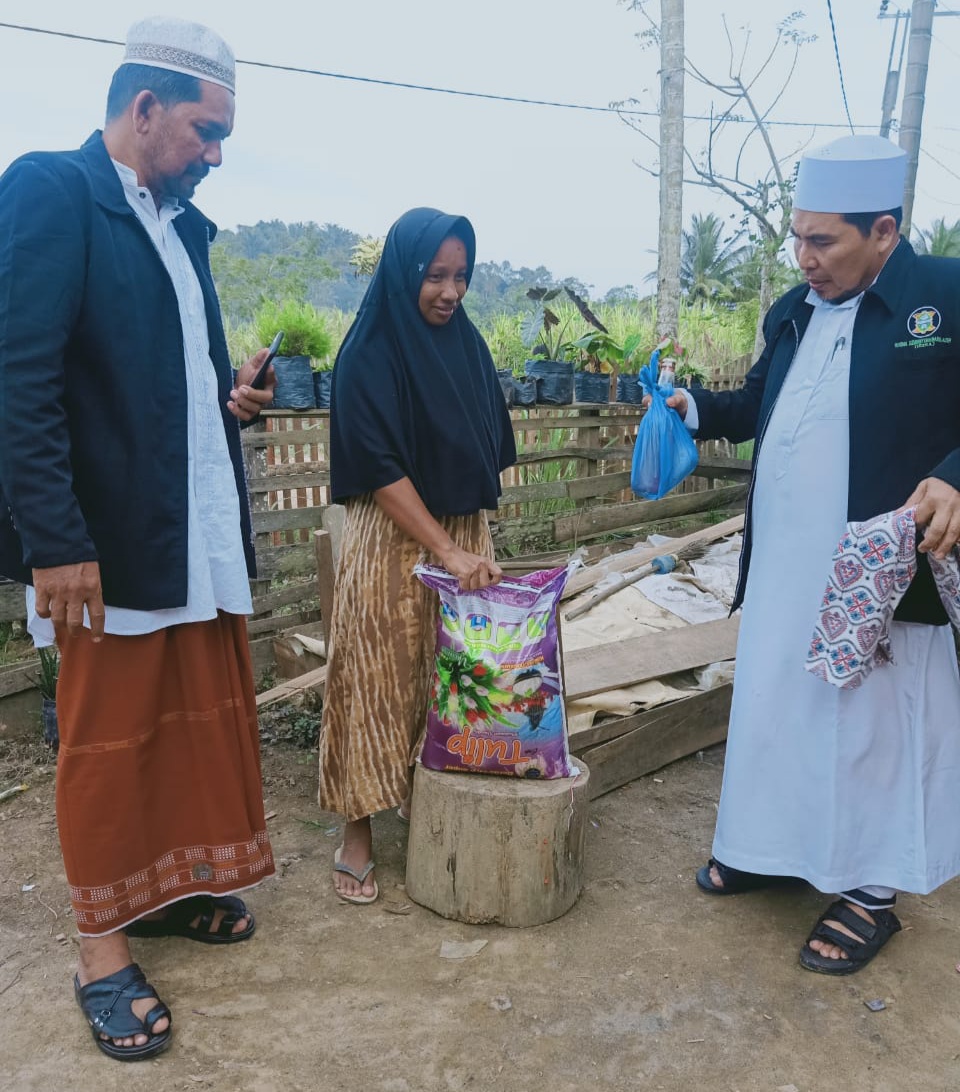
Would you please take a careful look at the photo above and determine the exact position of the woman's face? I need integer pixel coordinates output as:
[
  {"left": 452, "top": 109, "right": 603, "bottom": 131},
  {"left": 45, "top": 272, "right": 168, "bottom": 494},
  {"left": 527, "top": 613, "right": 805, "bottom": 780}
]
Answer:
[{"left": 418, "top": 236, "right": 468, "bottom": 326}]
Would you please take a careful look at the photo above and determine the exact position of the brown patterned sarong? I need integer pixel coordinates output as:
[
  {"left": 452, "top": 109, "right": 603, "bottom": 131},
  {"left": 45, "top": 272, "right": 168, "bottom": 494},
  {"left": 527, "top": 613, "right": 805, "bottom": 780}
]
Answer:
[
  {"left": 318, "top": 496, "right": 493, "bottom": 821},
  {"left": 55, "top": 612, "right": 275, "bottom": 936}
]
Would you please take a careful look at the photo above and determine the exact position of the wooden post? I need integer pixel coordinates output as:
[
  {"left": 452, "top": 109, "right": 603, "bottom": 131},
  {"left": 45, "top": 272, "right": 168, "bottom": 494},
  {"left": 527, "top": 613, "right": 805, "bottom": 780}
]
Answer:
[{"left": 405, "top": 759, "right": 590, "bottom": 927}]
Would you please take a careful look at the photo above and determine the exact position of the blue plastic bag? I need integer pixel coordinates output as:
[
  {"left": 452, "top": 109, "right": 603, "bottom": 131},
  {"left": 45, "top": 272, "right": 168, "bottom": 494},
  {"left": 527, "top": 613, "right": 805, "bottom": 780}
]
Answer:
[{"left": 630, "top": 358, "right": 699, "bottom": 500}]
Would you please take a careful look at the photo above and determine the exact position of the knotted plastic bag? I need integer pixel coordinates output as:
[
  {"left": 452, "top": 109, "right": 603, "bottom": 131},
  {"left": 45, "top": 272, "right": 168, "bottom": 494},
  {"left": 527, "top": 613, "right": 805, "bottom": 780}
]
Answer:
[{"left": 630, "top": 358, "right": 698, "bottom": 500}]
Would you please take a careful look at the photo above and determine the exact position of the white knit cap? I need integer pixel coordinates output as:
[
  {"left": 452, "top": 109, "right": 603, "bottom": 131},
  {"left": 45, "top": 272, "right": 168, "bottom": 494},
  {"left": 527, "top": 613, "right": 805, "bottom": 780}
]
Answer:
[
  {"left": 123, "top": 16, "right": 235, "bottom": 93},
  {"left": 794, "top": 135, "right": 907, "bottom": 214}
]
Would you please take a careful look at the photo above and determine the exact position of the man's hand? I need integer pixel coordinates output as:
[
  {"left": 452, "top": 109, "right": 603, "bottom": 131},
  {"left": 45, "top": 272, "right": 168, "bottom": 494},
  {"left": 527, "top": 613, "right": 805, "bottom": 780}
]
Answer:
[
  {"left": 228, "top": 348, "right": 276, "bottom": 422},
  {"left": 33, "top": 561, "right": 104, "bottom": 641},
  {"left": 641, "top": 389, "right": 689, "bottom": 418},
  {"left": 435, "top": 544, "right": 503, "bottom": 591},
  {"left": 902, "top": 477, "right": 960, "bottom": 559}
]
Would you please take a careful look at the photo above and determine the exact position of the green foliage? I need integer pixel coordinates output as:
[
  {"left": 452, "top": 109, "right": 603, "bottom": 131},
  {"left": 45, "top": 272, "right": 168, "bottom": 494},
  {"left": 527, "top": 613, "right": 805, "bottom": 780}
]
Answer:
[
  {"left": 254, "top": 300, "right": 332, "bottom": 366},
  {"left": 34, "top": 646, "right": 59, "bottom": 701},
  {"left": 349, "top": 236, "right": 384, "bottom": 277},
  {"left": 913, "top": 218, "right": 960, "bottom": 258},
  {"left": 485, "top": 313, "right": 527, "bottom": 375},
  {"left": 521, "top": 287, "right": 609, "bottom": 362}
]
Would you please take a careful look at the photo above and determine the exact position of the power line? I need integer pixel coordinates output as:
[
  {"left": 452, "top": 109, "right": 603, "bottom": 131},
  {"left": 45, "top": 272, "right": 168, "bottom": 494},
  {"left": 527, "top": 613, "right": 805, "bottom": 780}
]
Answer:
[
  {"left": 826, "top": 0, "right": 856, "bottom": 133},
  {"left": 0, "top": 18, "right": 866, "bottom": 131}
]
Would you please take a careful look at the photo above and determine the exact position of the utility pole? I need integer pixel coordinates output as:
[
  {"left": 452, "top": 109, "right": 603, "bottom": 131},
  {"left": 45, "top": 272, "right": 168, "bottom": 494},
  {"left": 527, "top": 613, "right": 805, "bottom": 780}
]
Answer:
[
  {"left": 878, "top": 8, "right": 910, "bottom": 137},
  {"left": 899, "top": 0, "right": 934, "bottom": 236},
  {"left": 656, "top": 0, "right": 684, "bottom": 342}
]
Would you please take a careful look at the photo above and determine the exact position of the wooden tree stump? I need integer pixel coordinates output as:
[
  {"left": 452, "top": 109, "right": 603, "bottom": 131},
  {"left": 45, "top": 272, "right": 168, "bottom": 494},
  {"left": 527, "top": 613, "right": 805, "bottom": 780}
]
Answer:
[{"left": 405, "top": 759, "right": 590, "bottom": 927}]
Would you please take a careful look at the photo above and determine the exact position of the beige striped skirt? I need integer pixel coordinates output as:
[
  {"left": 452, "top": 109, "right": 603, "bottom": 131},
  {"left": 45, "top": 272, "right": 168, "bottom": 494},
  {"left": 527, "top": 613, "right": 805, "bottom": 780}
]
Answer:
[{"left": 318, "top": 495, "right": 493, "bottom": 821}]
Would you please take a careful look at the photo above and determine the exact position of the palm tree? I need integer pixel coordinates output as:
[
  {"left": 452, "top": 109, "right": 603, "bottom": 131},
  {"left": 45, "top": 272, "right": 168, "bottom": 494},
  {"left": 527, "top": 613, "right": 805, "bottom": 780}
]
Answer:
[
  {"left": 680, "top": 213, "right": 749, "bottom": 302},
  {"left": 913, "top": 218, "right": 960, "bottom": 258}
]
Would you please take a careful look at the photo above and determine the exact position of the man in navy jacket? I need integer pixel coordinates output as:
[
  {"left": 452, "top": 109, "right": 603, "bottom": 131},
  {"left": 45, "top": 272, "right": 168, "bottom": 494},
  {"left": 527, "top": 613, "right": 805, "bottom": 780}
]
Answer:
[
  {"left": 668, "top": 136, "right": 960, "bottom": 975},
  {"left": 0, "top": 17, "right": 277, "bottom": 1060}
]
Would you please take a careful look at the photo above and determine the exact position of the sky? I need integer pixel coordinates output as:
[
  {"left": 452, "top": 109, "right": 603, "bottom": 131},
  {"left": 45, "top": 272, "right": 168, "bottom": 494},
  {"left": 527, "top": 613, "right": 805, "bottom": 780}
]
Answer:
[{"left": 2, "top": 1, "right": 959, "bottom": 295}]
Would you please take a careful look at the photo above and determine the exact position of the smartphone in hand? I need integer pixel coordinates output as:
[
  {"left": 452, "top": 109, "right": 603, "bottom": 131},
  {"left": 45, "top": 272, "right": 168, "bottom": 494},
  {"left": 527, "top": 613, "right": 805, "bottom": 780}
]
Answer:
[{"left": 249, "top": 330, "right": 284, "bottom": 391}]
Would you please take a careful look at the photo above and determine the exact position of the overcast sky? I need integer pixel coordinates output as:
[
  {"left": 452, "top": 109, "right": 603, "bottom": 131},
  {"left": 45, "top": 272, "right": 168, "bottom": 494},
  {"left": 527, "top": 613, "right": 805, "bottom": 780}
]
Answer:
[{"left": 2, "top": 1, "right": 959, "bottom": 294}]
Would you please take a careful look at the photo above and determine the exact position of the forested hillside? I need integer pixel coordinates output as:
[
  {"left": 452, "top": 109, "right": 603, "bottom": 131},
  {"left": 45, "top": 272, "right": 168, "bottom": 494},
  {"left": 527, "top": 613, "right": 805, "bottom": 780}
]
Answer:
[{"left": 210, "top": 219, "right": 638, "bottom": 324}]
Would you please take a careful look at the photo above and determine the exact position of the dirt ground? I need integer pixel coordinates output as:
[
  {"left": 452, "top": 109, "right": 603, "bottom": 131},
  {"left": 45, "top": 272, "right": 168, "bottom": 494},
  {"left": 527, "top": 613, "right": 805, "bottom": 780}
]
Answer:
[{"left": 3, "top": 728, "right": 960, "bottom": 1092}]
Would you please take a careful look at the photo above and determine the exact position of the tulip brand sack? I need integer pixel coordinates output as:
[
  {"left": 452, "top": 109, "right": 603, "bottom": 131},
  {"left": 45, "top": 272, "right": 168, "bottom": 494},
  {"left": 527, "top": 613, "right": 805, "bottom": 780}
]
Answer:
[
  {"left": 415, "top": 564, "right": 578, "bottom": 780},
  {"left": 631, "top": 359, "right": 698, "bottom": 500}
]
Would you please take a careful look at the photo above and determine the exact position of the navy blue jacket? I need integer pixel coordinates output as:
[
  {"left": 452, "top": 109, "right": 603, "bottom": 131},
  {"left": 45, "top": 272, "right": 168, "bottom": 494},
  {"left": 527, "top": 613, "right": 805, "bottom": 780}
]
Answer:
[
  {"left": 693, "top": 238, "right": 960, "bottom": 625},
  {"left": 0, "top": 132, "right": 255, "bottom": 610}
]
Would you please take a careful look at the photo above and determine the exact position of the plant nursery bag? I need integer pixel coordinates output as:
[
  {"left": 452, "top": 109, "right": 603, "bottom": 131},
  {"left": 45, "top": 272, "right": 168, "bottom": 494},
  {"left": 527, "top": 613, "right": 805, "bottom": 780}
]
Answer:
[
  {"left": 631, "top": 361, "right": 698, "bottom": 500},
  {"left": 415, "top": 563, "right": 578, "bottom": 780}
]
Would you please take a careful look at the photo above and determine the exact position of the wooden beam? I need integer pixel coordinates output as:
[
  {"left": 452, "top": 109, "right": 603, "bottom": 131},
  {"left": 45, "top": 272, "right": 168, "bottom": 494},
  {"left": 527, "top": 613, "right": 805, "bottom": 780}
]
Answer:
[
  {"left": 255, "top": 665, "right": 327, "bottom": 709},
  {"left": 563, "top": 616, "right": 739, "bottom": 702},
  {"left": 314, "top": 529, "right": 336, "bottom": 656},
  {"left": 0, "top": 581, "right": 26, "bottom": 623},
  {"left": 252, "top": 507, "right": 324, "bottom": 534},
  {"left": 251, "top": 581, "right": 318, "bottom": 617},
  {"left": 562, "top": 513, "right": 745, "bottom": 599},
  {"left": 553, "top": 484, "right": 747, "bottom": 544},
  {"left": 578, "top": 683, "right": 732, "bottom": 799}
]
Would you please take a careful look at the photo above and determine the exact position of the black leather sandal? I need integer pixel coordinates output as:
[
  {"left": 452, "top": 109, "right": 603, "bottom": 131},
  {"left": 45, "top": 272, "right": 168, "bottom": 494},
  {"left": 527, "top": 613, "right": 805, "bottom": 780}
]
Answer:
[
  {"left": 125, "top": 894, "right": 255, "bottom": 944},
  {"left": 799, "top": 899, "right": 902, "bottom": 975},
  {"left": 74, "top": 962, "right": 171, "bottom": 1061},
  {"left": 695, "top": 857, "right": 795, "bottom": 895}
]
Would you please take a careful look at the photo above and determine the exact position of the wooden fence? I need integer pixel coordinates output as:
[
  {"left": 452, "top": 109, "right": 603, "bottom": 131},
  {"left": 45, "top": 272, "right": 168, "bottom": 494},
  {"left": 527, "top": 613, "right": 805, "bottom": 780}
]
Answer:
[{"left": 0, "top": 365, "right": 753, "bottom": 717}]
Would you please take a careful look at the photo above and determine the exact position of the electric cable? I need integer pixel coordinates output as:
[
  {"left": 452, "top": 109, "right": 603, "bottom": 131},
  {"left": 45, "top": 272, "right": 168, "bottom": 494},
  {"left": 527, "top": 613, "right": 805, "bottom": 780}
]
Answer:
[
  {"left": 0, "top": 18, "right": 865, "bottom": 130},
  {"left": 826, "top": 0, "right": 856, "bottom": 134}
]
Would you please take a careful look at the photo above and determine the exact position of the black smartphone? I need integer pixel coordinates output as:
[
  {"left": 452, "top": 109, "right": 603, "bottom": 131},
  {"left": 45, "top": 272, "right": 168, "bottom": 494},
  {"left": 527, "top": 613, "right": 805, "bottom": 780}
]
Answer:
[{"left": 249, "top": 330, "right": 284, "bottom": 390}]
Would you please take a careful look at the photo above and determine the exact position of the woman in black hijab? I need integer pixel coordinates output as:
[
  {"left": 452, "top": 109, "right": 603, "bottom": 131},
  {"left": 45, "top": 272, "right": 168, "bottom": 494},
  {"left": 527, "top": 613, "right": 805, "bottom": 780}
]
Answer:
[{"left": 319, "top": 208, "right": 516, "bottom": 903}]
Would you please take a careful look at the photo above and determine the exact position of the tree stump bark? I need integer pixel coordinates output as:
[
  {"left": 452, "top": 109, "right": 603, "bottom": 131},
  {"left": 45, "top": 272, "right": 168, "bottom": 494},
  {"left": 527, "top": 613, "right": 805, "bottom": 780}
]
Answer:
[{"left": 405, "top": 759, "right": 590, "bottom": 927}]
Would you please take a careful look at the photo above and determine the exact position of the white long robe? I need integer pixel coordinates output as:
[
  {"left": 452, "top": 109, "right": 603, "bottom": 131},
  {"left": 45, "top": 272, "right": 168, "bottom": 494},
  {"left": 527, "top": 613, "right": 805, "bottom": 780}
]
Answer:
[{"left": 711, "top": 290, "right": 960, "bottom": 895}]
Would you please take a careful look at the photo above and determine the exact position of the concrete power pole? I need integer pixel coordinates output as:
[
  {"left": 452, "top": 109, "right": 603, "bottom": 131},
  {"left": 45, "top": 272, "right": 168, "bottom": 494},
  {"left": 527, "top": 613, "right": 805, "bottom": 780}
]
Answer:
[
  {"left": 898, "top": 0, "right": 935, "bottom": 237},
  {"left": 656, "top": 0, "right": 684, "bottom": 342}
]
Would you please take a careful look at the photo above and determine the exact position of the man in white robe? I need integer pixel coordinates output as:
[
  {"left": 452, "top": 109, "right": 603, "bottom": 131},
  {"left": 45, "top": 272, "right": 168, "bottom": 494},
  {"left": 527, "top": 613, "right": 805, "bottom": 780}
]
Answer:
[{"left": 666, "top": 135, "right": 960, "bottom": 974}]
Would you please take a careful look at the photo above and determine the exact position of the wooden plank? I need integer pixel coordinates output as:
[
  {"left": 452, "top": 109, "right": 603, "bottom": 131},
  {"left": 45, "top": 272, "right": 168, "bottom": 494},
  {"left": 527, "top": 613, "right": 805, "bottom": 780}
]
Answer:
[
  {"left": 314, "top": 529, "right": 336, "bottom": 656},
  {"left": 247, "top": 608, "right": 320, "bottom": 637},
  {"left": 563, "top": 616, "right": 739, "bottom": 702},
  {"left": 0, "top": 581, "right": 26, "bottom": 623},
  {"left": 251, "top": 581, "right": 318, "bottom": 617},
  {"left": 514, "top": 445, "right": 634, "bottom": 466},
  {"left": 579, "top": 683, "right": 733, "bottom": 800},
  {"left": 562, "top": 513, "right": 745, "bottom": 599},
  {"left": 509, "top": 410, "right": 644, "bottom": 431},
  {"left": 255, "top": 664, "right": 327, "bottom": 709},
  {"left": 242, "top": 427, "right": 329, "bottom": 449},
  {"left": 252, "top": 507, "right": 324, "bottom": 534},
  {"left": 553, "top": 484, "right": 747, "bottom": 544},
  {"left": 247, "top": 469, "right": 330, "bottom": 493},
  {"left": 0, "top": 658, "right": 41, "bottom": 700},
  {"left": 497, "top": 470, "right": 633, "bottom": 507}
]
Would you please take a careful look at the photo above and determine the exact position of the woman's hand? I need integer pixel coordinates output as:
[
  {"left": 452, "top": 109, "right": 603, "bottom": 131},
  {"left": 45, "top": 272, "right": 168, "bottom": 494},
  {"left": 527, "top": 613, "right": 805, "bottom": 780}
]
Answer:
[{"left": 434, "top": 544, "right": 503, "bottom": 590}]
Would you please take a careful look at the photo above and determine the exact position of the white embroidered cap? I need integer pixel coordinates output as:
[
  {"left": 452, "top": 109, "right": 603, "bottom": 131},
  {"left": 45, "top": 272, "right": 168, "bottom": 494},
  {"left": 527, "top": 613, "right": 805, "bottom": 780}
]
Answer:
[
  {"left": 794, "top": 135, "right": 907, "bottom": 214},
  {"left": 123, "top": 16, "right": 235, "bottom": 94}
]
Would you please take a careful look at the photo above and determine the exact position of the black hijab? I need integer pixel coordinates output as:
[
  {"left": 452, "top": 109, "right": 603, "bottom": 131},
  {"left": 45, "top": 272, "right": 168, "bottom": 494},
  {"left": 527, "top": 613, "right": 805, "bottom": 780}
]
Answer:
[{"left": 329, "top": 207, "right": 516, "bottom": 515}]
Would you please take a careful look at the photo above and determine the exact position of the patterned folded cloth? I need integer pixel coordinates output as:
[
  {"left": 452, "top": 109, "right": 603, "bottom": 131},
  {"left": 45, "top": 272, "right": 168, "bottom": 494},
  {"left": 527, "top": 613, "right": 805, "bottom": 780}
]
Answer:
[{"left": 806, "top": 509, "right": 919, "bottom": 690}]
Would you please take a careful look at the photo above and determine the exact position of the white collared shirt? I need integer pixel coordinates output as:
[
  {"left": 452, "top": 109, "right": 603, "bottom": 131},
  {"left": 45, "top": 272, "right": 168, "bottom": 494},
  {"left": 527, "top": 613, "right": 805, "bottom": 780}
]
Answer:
[{"left": 27, "top": 159, "right": 252, "bottom": 641}]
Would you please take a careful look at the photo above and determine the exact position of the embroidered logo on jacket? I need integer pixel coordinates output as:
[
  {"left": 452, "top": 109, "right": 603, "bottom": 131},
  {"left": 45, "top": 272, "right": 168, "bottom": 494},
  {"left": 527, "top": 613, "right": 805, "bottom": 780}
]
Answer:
[
  {"left": 893, "top": 305, "right": 951, "bottom": 349},
  {"left": 907, "top": 306, "right": 941, "bottom": 338}
]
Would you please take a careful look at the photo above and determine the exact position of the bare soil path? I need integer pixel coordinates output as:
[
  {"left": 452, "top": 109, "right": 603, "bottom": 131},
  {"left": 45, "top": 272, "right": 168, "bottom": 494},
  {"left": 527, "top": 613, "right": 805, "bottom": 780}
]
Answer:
[{"left": 2, "top": 736, "right": 960, "bottom": 1092}]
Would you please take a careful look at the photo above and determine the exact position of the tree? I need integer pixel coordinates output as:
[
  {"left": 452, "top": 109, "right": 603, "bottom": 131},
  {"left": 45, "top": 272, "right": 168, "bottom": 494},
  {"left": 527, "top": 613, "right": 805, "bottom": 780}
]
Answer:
[
  {"left": 617, "top": 9, "right": 815, "bottom": 357},
  {"left": 680, "top": 213, "right": 749, "bottom": 301},
  {"left": 913, "top": 217, "right": 960, "bottom": 257}
]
